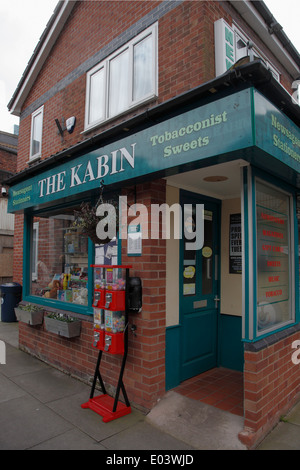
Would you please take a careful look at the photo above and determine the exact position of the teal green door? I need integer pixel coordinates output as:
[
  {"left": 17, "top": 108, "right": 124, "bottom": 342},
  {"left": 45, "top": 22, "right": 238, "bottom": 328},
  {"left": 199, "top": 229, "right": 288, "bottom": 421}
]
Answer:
[{"left": 180, "top": 192, "right": 220, "bottom": 382}]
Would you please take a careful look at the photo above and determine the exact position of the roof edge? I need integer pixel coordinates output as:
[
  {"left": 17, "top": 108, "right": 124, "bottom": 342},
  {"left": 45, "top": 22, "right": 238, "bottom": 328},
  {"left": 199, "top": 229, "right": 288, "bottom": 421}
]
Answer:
[
  {"left": 8, "top": 1, "right": 76, "bottom": 116},
  {"left": 4, "top": 60, "right": 300, "bottom": 187},
  {"left": 230, "top": 0, "right": 300, "bottom": 77}
]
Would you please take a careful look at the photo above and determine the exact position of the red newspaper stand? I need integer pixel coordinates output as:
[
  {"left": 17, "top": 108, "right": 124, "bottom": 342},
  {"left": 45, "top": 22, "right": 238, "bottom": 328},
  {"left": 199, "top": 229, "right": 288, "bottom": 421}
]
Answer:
[{"left": 81, "top": 265, "right": 132, "bottom": 422}]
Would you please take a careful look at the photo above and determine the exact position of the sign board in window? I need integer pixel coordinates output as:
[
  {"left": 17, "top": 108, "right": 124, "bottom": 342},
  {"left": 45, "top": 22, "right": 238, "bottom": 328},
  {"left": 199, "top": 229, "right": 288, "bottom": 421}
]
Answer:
[
  {"left": 127, "top": 224, "right": 142, "bottom": 256},
  {"left": 256, "top": 180, "right": 292, "bottom": 333}
]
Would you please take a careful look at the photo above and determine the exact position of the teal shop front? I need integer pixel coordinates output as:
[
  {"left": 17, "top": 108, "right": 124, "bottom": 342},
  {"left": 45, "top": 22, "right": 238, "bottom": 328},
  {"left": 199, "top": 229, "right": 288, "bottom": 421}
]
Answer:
[{"left": 7, "top": 84, "right": 300, "bottom": 401}]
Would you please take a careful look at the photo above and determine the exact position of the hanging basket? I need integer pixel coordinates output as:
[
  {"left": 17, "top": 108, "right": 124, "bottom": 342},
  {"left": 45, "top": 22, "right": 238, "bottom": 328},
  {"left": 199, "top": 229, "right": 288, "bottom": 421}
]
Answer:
[
  {"left": 84, "top": 229, "right": 112, "bottom": 245},
  {"left": 72, "top": 187, "right": 119, "bottom": 245}
]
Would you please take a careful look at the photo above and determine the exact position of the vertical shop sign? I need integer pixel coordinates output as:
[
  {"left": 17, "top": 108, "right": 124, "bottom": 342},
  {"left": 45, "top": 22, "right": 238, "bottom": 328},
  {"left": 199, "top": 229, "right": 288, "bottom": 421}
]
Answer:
[
  {"left": 229, "top": 213, "right": 242, "bottom": 274},
  {"left": 214, "top": 19, "right": 235, "bottom": 76},
  {"left": 256, "top": 181, "right": 291, "bottom": 332}
]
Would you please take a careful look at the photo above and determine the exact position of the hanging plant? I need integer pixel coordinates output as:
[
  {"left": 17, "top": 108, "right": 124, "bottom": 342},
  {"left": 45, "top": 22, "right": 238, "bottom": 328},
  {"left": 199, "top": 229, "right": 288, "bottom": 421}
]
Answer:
[{"left": 72, "top": 185, "right": 119, "bottom": 245}]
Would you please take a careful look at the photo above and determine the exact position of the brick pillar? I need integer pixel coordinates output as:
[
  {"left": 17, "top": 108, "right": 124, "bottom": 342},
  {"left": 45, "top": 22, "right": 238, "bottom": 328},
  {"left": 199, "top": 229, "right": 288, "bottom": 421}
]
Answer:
[
  {"left": 120, "top": 179, "right": 167, "bottom": 411},
  {"left": 239, "top": 325, "right": 300, "bottom": 448},
  {"left": 13, "top": 213, "right": 24, "bottom": 284}
]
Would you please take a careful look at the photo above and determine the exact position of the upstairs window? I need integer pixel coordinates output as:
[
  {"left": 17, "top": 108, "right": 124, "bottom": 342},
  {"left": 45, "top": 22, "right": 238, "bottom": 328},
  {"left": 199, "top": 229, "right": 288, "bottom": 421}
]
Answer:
[
  {"left": 85, "top": 23, "right": 158, "bottom": 131},
  {"left": 30, "top": 106, "right": 44, "bottom": 161}
]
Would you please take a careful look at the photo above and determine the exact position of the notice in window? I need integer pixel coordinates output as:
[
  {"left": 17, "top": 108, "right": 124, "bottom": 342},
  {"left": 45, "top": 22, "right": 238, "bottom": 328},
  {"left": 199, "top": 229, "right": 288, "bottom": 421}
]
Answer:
[
  {"left": 256, "top": 181, "right": 291, "bottom": 332},
  {"left": 229, "top": 213, "right": 242, "bottom": 274},
  {"left": 127, "top": 224, "right": 142, "bottom": 256}
]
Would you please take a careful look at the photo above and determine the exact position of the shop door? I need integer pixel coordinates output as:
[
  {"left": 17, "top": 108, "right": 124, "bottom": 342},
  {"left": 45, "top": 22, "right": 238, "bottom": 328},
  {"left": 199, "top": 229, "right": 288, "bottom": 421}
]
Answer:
[{"left": 180, "top": 192, "right": 220, "bottom": 382}]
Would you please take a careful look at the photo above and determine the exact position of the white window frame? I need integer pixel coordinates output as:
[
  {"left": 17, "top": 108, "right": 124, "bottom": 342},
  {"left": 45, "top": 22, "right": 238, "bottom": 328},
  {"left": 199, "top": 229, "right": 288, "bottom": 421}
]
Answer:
[
  {"left": 255, "top": 178, "right": 295, "bottom": 337},
  {"left": 85, "top": 23, "right": 158, "bottom": 131},
  {"left": 32, "top": 221, "right": 39, "bottom": 281},
  {"left": 232, "top": 24, "right": 281, "bottom": 82},
  {"left": 29, "top": 105, "right": 44, "bottom": 162}
]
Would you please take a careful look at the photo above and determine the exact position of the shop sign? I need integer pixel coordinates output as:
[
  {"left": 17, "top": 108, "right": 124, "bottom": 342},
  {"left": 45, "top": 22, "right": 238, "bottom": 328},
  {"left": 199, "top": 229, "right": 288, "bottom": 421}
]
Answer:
[
  {"left": 214, "top": 19, "right": 235, "bottom": 76},
  {"left": 254, "top": 90, "right": 300, "bottom": 173},
  {"left": 8, "top": 89, "right": 253, "bottom": 212},
  {"left": 7, "top": 89, "right": 299, "bottom": 213}
]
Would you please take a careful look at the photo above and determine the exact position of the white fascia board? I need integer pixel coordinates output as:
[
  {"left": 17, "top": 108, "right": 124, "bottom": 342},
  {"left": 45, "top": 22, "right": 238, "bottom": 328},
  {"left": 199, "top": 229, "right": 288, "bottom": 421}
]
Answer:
[
  {"left": 230, "top": 1, "right": 299, "bottom": 78},
  {"left": 10, "top": 1, "right": 76, "bottom": 116}
]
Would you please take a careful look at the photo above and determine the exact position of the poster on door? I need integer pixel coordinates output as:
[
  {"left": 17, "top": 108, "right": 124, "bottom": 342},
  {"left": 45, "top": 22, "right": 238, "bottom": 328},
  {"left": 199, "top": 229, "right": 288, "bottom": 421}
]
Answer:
[{"left": 229, "top": 213, "right": 242, "bottom": 274}]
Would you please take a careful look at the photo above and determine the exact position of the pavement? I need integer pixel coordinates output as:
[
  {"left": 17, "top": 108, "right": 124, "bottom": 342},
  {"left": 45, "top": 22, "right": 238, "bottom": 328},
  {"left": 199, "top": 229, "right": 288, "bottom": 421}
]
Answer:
[{"left": 0, "top": 320, "right": 299, "bottom": 451}]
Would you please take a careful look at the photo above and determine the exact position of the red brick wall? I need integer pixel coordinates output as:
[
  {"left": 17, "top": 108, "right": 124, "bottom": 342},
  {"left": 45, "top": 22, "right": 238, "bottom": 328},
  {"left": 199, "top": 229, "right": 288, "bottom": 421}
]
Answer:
[
  {"left": 0, "top": 148, "right": 17, "bottom": 176},
  {"left": 12, "top": 213, "right": 24, "bottom": 283},
  {"left": 17, "top": 1, "right": 231, "bottom": 172},
  {"left": 239, "top": 327, "right": 300, "bottom": 448},
  {"left": 16, "top": 0, "right": 295, "bottom": 172},
  {"left": 18, "top": 317, "right": 97, "bottom": 384}
]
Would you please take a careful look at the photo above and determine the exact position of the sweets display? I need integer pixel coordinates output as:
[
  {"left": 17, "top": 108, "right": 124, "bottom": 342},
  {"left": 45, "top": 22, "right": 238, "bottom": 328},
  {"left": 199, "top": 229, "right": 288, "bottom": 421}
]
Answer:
[
  {"left": 93, "top": 266, "right": 128, "bottom": 355},
  {"left": 104, "top": 310, "right": 125, "bottom": 333},
  {"left": 94, "top": 267, "right": 125, "bottom": 290}
]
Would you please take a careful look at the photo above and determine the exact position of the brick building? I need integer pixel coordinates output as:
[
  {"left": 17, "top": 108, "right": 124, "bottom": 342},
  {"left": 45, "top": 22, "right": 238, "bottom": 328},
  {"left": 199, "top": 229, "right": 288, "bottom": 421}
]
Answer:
[
  {"left": 0, "top": 131, "right": 17, "bottom": 283},
  {"left": 5, "top": 1, "right": 300, "bottom": 448}
]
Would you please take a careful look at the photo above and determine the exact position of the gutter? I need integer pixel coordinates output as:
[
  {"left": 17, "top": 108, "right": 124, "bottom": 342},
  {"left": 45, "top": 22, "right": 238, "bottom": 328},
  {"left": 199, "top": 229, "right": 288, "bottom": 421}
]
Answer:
[
  {"left": 251, "top": 0, "right": 300, "bottom": 67},
  {"left": 4, "top": 60, "right": 300, "bottom": 187},
  {"left": 230, "top": 1, "right": 300, "bottom": 78}
]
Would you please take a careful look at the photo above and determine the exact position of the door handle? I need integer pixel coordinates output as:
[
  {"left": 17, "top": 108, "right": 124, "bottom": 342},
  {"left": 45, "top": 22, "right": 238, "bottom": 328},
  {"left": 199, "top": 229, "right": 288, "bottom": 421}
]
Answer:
[
  {"left": 214, "top": 295, "right": 220, "bottom": 309},
  {"left": 206, "top": 259, "right": 211, "bottom": 279}
]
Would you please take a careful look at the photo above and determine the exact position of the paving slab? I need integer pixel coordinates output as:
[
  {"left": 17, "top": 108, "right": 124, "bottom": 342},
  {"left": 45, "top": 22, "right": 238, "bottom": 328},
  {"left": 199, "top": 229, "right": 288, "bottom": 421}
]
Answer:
[
  {"left": 0, "top": 321, "right": 19, "bottom": 348},
  {"left": 47, "top": 389, "right": 145, "bottom": 442},
  {"left": 0, "top": 394, "right": 73, "bottom": 450},
  {"left": 285, "top": 401, "right": 300, "bottom": 426},
  {"left": 30, "top": 428, "right": 107, "bottom": 450},
  {"left": 257, "top": 422, "right": 300, "bottom": 450},
  {"left": 1, "top": 344, "right": 50, "bottom": 378},
  {"left": 0, "top": 373, "right": 27, "bottom": 404},
  {"left": 10, "top": 367, "right": 88, "bottom": 403},
  {"left": 147, "top": 391, "right": 246, "bottom": 450},
  {"left": 101, "top": 420, "right": 195, "bottom": 450}
]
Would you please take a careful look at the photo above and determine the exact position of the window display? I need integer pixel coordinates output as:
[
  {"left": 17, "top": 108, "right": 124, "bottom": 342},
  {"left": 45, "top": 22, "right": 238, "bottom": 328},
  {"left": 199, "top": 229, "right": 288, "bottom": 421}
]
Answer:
[
  {"left": 256, "top": 180, "right": 293, "bottom": 333},
  {"left": 30, "top": 206, "right": 89, "bottom": 306}
]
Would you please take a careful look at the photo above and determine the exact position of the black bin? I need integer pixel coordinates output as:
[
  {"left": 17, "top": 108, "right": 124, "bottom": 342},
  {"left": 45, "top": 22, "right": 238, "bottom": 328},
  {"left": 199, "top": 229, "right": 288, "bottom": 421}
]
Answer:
[{"left": 0, "top": 283, "right": 22, "bottom": 322}]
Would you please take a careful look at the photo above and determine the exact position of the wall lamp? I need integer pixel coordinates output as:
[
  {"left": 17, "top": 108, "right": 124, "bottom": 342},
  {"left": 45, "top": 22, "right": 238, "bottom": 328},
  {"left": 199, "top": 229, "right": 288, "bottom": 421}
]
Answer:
[{"left": 55, "top": 116, "right": 76, "bottom": 142}]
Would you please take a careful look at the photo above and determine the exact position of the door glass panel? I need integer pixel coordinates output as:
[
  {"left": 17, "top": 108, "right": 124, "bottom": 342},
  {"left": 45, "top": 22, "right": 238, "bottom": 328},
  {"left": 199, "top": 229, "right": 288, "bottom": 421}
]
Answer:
[
  {"left": 202, "top": 210, "right": 213, "bottom": 295},
  {"left": 183, "top": 205, "right": 196, "bottom": 296}
]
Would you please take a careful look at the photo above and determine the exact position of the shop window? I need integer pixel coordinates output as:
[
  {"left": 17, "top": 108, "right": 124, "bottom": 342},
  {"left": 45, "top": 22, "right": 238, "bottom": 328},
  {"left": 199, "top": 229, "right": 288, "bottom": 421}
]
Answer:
[
  {"left": 85, "top": 23, "right": 157, "bottom": 131},
  {"left": 29, "top": 204, "right": 119, "bottom": 310},
  {"left": 30, "top": 206, "right": 89, "bottom": 306},
  {"left": 255, "top": 179, "right": 294, "bottom": 335},
  {"left": 29, "top": 106, "right": 44, "bottom": 161}
]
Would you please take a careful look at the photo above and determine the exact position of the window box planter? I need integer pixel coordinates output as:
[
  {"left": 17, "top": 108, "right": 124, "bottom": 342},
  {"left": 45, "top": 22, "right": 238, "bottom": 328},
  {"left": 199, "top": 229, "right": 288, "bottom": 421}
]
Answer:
[
  {"left": 15, "top": 303, "right": 44, "bottom": 326},
  {"left": 44, "top": 312, "right": 81, "bottom": 338}
]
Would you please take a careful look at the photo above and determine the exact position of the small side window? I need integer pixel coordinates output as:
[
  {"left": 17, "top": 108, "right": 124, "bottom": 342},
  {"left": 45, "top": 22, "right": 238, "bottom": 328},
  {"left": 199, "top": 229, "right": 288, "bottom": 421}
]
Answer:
[{"left": 30, "top": 106, "right": 44, "bottom": 161}]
